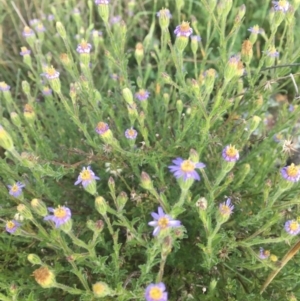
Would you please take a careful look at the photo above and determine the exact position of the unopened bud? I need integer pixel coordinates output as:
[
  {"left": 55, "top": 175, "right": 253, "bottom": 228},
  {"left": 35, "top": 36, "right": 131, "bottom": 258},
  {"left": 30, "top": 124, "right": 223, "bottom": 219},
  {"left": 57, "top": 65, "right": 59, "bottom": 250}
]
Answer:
[
  {"left": 28, "top": 254, "right": 42, "bottom": 265},
  {"left": 31, "top": 198, "right": 48, "bottom": 217},
  {"left": 122, "top": 88, "right": 134, "bottom": 105},
  {"left": 95, "top": 196, "right": 108, "bottom": 216},
  {"left": 56, "top": 21, "right": 67, "bottom": 39}
]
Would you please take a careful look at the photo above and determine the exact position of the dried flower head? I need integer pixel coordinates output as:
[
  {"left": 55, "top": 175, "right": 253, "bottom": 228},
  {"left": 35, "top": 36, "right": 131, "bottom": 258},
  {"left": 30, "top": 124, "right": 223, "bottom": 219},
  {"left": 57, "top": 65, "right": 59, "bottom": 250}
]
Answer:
[{"left": 32, "top": 266, "right": 56, "bottom": 288}]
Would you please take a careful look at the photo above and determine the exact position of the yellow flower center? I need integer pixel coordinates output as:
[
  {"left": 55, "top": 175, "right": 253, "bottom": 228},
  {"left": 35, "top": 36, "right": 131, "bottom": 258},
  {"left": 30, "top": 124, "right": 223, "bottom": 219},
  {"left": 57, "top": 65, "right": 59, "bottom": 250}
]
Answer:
[
  {"left": 96, "top": 122, "right": 108, "bottom": 133},
  {"left": 158, "top": 217, "right": 169, "bottom": 229},
  {"left": 149, "top": 287, "right": 163, "bottom": 300},
  {"left": 6, "top": 221, "right": 16, "bottom": 229},
  {"left": 11, "top": 184, "right": 19, "bottom": 192},
  {"left": 226, "top": 146, "right": 238, "bottom": 157},
  {"left": 287, "top": 164, "right": 299, "bottom": 177},
  {"left": 180, "top": 160, "right": 195, "bottom": 172},
  {"left": 93, "top": 283, "right": 105, "bottom": 294},
  {"left": 138, "top": 89, "right": 146, "bottom": 97},
  {"left": 45, "top": 67, "right": 57, "bottom": 77},
  {"left": 127, "top": 129, "right": 136, "bottom": 137},
  {"left": 289, "top": 221, "right": 299, "bottom": 231},
  {"left": 21, "top": 47, "right": 28, "bottom": 52},
  {"left": 80, "top": 41, "right": 88, "bottom": 49},
  {"left": 54, "top": 207, "right": 67, "bottom": 218},
  {"left": 252, "top": 25, "right": 259, "bottom": 32},
  {"left": 180, "top": 22, "right": 190, "bottom": 32},
  {"left": 80, "top": 169, "right": 92, "bottom": 181},
  {"left": 278, "top": 0, "right": 288, "bottom": 8},
  {"left": 263, "top": 250, "right": 270, "bottom": 257},
  {"left": 0, "top": 82, "right": 8, "bottom": 89},
  {"left": 220, "top": 205, "right": 231, "bottom": 215},
  {"left": 24, "top": 26, "right": 32, "bottom": 33}
]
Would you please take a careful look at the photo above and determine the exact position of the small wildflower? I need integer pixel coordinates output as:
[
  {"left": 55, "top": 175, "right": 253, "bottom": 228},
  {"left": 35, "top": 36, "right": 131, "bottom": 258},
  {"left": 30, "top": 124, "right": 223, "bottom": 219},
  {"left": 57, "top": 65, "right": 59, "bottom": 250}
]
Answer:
[
  {"left": 219, "top": 198, "right": 234, "bottom": 217},
  {"left": 222, "top": 145, "right": 239, "bottom": 162},
  {"left": 125, "top": 128, "right": 137, "bottom": 139},
  {"left": 265, "top": 46, "right": 279, "bottom": 58},
  {"left": 95, "top": 0, "right": 110, "bottom": 4},
  {"left": 273, "top": 133, "right": 283, "bottom": 143},
  {"left": 42, "top": 86, "right": 52, "bottom": 96},
  {"left": 145, "top": 282, "right": 168, "bottom": 301},
  {"left": 95, "top": 122, "right": 109, "bottom": 135},
  {"left": 42, "top": 66, "right": 60, "bottom": 80},
  {"left": 110, "top": 15, "right": 122, "bottom": 24},
  {"left": 44, "top": 206, "right": 71, "bottom": 228},
  {"left": 248, "top": 25, "right": 264, "bottom": 34},
  {"left": 74, "top": 166, "right": 100, "bottom": 187},
  {"left": 259, "top": 247, "right": 270, "bottom": 259},
  {"left": 5, "top": 220, "right": 21, "bottom": 234},
  {"left": 168, "top": 157, "right": 206, "bottom": 181},
  {"left": 20, "top": 47, "right": 31, "bottom": 56},
  {"left": 191, "top": 35, "right": 201, "bottom": 42},
  {"left": 35, "top": 23, "right": 46, "bottom": 32},
  {"left": 285, "top": 219, "right": 300, "bottom": 235},
  {"left": 135, "top": 89, "right": 150, "bottom": 101},
  {"left": 76, "top": 40, "right": 92, "bottom": 54},
  {"left": 29, "top": 19, "right": 40, "bottom": 26},
  {"left": 0, "top": 82, "right": 10, "bottom": 91},
  {"left": 174, "top": 21, "right": 193, "bottom": 37},
  {"left": 148, "top": 207, "right": 181, "bottom": 236},
  {"left": 272, "top": 0, "right": 290, "bottom": 12},
  {"left": 156, "top": 8, "right": 172, "bottom": 19},
  {"left": 48, "top": 14, "right": 55, "bottom": 21},
  {"left": 8, "top": 182, "right": 25, "bottom": 198},
  {"left": 289, "top": 104, "right": 295, "bottom": 112},
  {"left": 281, "top": 163, "right": 300, "bottom": 182},
  {"left": 22, "top": 26, "right": 35, "bottom": 37},
  {"left": 33, "top": 266, "right": 56, "bottom": 288}
]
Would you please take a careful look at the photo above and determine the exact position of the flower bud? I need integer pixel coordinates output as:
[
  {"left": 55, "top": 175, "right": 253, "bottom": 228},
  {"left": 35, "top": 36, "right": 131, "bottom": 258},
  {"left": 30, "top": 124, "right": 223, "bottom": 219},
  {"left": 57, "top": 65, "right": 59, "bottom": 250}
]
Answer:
[
  {"left": 10, "top": 112, "right": 22, "bottom": 128},
  {"left": 87, "top": 219, "right": 104, "bottom": 233},
  {"left": 140, "top": 171, "right": 154, "bottom": 190},
  {"left": 189, "top": 148, "right": 199, "bottom": 162},
  {"left": 56, "top": 21, "right": 67, "bottom": 39},
  {"left": 108, "top": 176, "right": 115, "bottom": 194},
  {"left": 96, "top": 1, "right": 110, "bottom": 23},
  {"left": 60, "top": 218, "right": 73, "bottom": 234},
  {"left": 163, "top": 93, "right": 170, "bottom": 106},
  {"left": 95, "top": 196, "right": 108, "bottom": 216},
  {"left": 122, "top": 88, "right": 134, "bottom": 105},
  {"left": 116, "top": 191, "right": 128, "bottom": 211},
  {"left": 28, "top": 254, "right": 42, "bottom": 265},
  {"left": 157, "top": 8, "right": 172, "bottom": 30},
  {"left": 92, "top": 281, "right": 111, "bottom": 298},
  {"left": 22, "top": 81, "right": 31, "bottom": 97},
  {"left": 0, "top": 125, "right": 14, "bottom": 151},
  {"left": 31, "top": 198, "right": 48, "bottom": 217},
  {"left": 249, "top": 115, "right": 261, "bottom": 133},
  {"left": 176, "top": 99, "right": 183, "bottom": 115},
  {"left": 24, "top": 104, "right": 36, "bottom": 122},
  {"left": 17, "top": 204, "right": 33, "bottom": 220},
  {"left": 135, "top": 42, "right": 144, "bottom": 66}
]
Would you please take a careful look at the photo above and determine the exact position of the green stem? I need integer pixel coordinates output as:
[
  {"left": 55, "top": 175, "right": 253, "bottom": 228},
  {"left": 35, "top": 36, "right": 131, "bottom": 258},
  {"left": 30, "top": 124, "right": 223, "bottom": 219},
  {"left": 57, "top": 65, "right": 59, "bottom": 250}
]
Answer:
[{"left": 54, "top": 283, "right": 84, "bottom": 295}]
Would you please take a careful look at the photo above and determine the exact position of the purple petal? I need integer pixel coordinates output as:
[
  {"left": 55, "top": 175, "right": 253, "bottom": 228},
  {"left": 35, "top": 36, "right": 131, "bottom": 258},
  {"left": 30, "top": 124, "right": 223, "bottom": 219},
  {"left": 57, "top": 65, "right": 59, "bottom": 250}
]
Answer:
[
  {"left": 153, "top": 226, "right": 160, "bottom": 236},
  {"left": 168, "top": 220, "right": 181, "bottom": 227},
  {"left": 148, "top": 221, "right": 158, "bottom": 227},
  {"left": 157, "top": 207, "right": 165, "bottom": 217},
  {"left": 151, "top": 212, "right": 160, "bottom": 220},
  {"left": 195, "top": 162, "right": 206, "bottom": 169}
]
